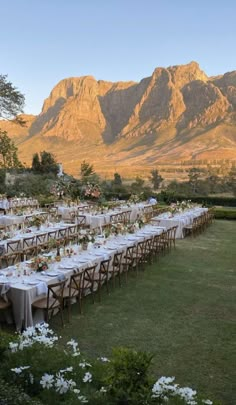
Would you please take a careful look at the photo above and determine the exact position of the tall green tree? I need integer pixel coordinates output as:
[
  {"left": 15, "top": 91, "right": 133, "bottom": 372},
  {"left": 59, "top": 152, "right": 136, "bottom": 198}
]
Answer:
[
  {"left": 0, "top": 74, "right": 25, "bottom": 123},
  {"left": 0, "top": 130, "right": 22, "bottom": 168},
  {"left": 31, "top": 153, "right": 41, "bottom": 173},
  {"left": 113, "top": 172, "right": 122, "bottom": 186},
  {"left": 149, "top": 169, "right": 163, "bottom": 190},
  {"left": 188, "top": 167, "right": 203, "bottom": 194},
  {"left": 31, "top": 151, "right": 58, "bottom": 175},
  {"left": 80, "top": 161, "right": 99, "bottom": 184}
]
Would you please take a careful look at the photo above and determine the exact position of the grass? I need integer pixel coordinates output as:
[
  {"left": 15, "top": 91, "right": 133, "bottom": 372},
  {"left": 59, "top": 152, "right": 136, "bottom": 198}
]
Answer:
[{"left": 50, "top": 220, "right": 235, "bottom": 404}]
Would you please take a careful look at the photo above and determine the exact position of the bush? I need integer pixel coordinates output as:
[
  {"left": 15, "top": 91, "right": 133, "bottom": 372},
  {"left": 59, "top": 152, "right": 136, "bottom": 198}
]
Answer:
[
  {"left": 0, "top": 377, "right": 43, "bottom": 405},
  {"left": 159, "top": 192, "right": 236, "bottom": 207},
  {"left": 0, "top": 324, "right": 217, "bottom": 405},
  {"left": 213, "top": 208, "right": 236, "bottom": 220}
]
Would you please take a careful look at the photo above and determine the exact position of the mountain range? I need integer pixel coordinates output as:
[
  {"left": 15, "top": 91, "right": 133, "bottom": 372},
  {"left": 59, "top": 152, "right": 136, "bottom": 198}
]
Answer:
[{"left": 2, "top": 61, "right": 236, "bottom": 177}]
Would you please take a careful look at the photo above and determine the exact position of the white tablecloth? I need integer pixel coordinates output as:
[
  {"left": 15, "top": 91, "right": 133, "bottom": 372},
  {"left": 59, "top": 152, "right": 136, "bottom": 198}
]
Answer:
[
  {"left": 152, "top": 208, "right": 208, "bottom": 238},
  {"left": 0, "top": 224, "right": 165, "bottom": 330}
]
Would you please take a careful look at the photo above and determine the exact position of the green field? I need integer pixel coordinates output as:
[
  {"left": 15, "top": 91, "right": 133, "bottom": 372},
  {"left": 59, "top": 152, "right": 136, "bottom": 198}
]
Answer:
[{"left": 49, "top": 220, "right": 236, "bottom": 405}]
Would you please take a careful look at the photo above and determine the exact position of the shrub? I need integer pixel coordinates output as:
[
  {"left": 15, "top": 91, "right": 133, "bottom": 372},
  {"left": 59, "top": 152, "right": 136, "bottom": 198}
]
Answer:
[
  {"left": 213, "top": 208, "right": 236, "bottom": 220},
  {"left": 0, "top": 377, "right": 43, "bottom": 405},
  {"left": 159, "top": 192, "right": 236, "bottom": 207},
  {"left": 0, "top": 324, "right": 217, "bottom": 405}
]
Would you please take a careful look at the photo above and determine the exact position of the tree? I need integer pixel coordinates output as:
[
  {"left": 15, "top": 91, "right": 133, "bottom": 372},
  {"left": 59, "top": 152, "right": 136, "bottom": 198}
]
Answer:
[
  {"left": 0, "top": 74, "right": 25, "bottom": 123},
  {"left": 80, "top": 161, "right": 99, "bottom": 184},
  {"left": 149, "top": 169, "right": 163, "bottom": 190},
  {"left": 31, "top": 151, "right": 58, "bottom": 175},
  {"left": 130, "top": 176, "right": 145, "bottom": 193},
  {"left": 113, "top": 172, "right": 122, "bottom": 186},
  {"left": 226, "top": 165, "right": 236, "bottom": 195},
  {"left": 188, "top": 168, "right": 203, "bottom": 194},
  {"left": 80, "top": 161, "right": 94, "bottom": 179},
  {"left": 0, "top": 130, "right": 22, "bottom": 168},
  {"left": 205, "top": 166, "right": 220, "bottom": 193},
  {"left": 31, "top": 153, "right": 41, "bottom": 173}
]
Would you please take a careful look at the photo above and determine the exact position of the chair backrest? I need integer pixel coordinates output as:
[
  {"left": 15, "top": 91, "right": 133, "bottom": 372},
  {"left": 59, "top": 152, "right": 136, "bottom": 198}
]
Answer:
[
  {"left": 22, "top": 236, "right": 36, "bottom": 249},
  {"left": 47, "top": 230, "right": 58, "bottom": 241},
  {"left": 136, "top": 240, "right": 145, "bottom": 257},
  {"left": 124, "top": 245, "right": 135, "bottom": 263},
  {"left": 144, "top": 237, "right": 153, "bottom": 253},
  {"left": 83, "top": 264, "right": 97, "bottom": 285},
  {"left": 170, "top": 225, "right": 178, "bottom": 240},
  {"left": 47, "top": 280, "right": 66, "bottom": 310},
  {"left": 124, "top": 210, "right": 131, "bottom": 223},
  {"left": 77, "top": 215, "right": 86, "bottom": 226},
  {"left": 69, "top": 270, "right": 85, "bottom": 297},
  {"left": 36, "top": 233, "right": 48, "bottom": 246},
  {"left": 99, "top": 259, "right": 111, "bottom": 274},
  {"left": 112, "top": 252, "right": 123, "bottom": 269},
  {"left": 58, "top": 228, "right": 68, "bottom": 239},
  {"left": 110, "top": 214, "right": 119, "bottom": 224},
  {"left": 68, "top": 224, "right": 77, "bottom": 236},
  {"left": 6, "top": 240, "right": 21, "bottom": 254}
]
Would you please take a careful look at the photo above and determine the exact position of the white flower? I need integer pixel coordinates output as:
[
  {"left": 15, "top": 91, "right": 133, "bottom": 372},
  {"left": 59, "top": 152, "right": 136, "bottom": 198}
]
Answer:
[
  {"left": 29, "top": 373, "right": 34, "bottom": 384},
  {"left": 40, "top": 373, "right": 54, "bottom": 389},
  {"left": 79, "top": 362, "right": 92, "bottom": 368},
  {"left": 73, "top": 388, "right": 81, "bottom": 394},
  {"left": 9, "top": 342, "right": 19, "bottom": 352},
  {"left": 55, "top": 376, "right": 70, "bottom": 394},
  {"left": 99, "top": 356, "right": 110, "bottom": 362},
  {"left": 78, "top": 395, "right": 88, "bottom": 403},
  {"left": 72, "top": 351, "right": 81, "bottom": 357},
  {"left": 202, "top": 401, "right": 213, "bottom": 405},
  {"left": 100, "top": 386, "right": 107, "bottom": 393},
  {"left": 83, "top": 371, "right": 92, "bottom": 383},
  {"left": 11, "top": 366, "right": 30, "bottom": 375},
  {"left": 67, "top": 339, "right": 79, "bottom": 352},
  {"left": 11, "top": 367, "right": 23, "bottom": 374},
  {"left": 177, "top": 387, "right": 197, "bottom": 402},
  {"left": 60, "top": 366, "right": 73, "bottom": 373}
]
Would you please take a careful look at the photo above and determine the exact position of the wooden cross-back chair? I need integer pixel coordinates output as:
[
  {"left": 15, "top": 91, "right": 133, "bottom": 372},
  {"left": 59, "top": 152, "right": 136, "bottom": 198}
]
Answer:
[
  {"left": 22, "top": 235, "right": 36, "bottom": 259},
  {"left": 109, "top": 252, "right": 123, "bottom": 288},
  {"left": 63, "top": 270, "right": 85, "bottom": 320},
  {"left": 5, "top": 240, "right": 22, "bottom": 266},
  {"left": 121, "top": 245, "right": 136, "bottom": 281},
  {"left": 81, "top": 264, "right": 98, "bottom": 304},
  {"left": 32, "top": 279, "right": 66, "bottom": 326}
]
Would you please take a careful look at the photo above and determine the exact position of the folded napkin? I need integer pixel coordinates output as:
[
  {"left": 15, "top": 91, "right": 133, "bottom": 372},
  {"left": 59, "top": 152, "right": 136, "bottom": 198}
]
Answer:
[{"left": 36, "top": 282, "right": 48, "bottom": 296}]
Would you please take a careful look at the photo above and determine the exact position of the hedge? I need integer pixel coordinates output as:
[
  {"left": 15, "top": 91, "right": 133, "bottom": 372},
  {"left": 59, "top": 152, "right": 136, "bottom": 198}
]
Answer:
[
  {"left": 213, "top": 208, "right": 236, "bottom": 220},
  {"left": 159, "top": 192, "right": 236, "bottom": 207}
]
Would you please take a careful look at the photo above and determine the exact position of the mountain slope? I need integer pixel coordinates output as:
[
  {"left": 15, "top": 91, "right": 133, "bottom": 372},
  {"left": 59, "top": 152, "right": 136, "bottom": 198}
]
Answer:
[{"left": 3, "top": 61, "right": 236, "bottom": 176}]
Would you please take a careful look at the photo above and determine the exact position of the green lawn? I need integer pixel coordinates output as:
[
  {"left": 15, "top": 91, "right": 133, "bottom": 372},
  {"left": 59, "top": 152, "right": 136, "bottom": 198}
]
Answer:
[{"left": 51, "top": 220, "right": 236, "bottom": 405}]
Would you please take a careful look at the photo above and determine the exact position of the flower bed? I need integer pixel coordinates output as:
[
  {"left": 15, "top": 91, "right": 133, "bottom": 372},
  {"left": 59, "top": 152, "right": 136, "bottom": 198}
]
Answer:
[{"left": 0, "top": 324, "right": 216, "bottom": 405}]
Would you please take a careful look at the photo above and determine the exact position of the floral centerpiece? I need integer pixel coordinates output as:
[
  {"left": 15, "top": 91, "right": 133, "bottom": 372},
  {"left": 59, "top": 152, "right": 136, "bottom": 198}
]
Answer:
[
  {"left": 32, "top": 256, "right": 49, "bottom": 272},
  {"left": 0, "top": 229, "right": 11, "bottom": 240},
  {"left": 30, "top": 215, "right": 44, "bottom": 229},
  {"left": 169, "top": 200, "right": 195, "bottom": 215},
  {"left": 83, "top": 183, "right": 101, "bottom": 200},
  {"left": 78, "top": 229, "right": 95, "bottom": 249},
  {"left": 128, "top": 194, "right": 142, "bottom": 204},
  {"left": 110, "top": 222, "right": 127, "bottom": 236}
]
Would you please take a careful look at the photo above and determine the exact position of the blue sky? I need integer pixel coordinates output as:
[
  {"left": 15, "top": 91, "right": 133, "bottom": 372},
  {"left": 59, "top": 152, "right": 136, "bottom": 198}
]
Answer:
[{"left": 1, "top": 0, "right": 236, "bottom": 115}]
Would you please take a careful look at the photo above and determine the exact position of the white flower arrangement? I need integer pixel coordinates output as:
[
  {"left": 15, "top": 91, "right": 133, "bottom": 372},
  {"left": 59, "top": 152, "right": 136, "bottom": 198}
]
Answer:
[{"left": 7, "top": 324, "right": 215, "bottom": 405}]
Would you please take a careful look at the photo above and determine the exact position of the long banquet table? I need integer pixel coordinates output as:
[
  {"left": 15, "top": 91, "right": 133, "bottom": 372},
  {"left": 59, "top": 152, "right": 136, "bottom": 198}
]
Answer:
[
  {"left": 0, "top": 224, "right": 165, "bottom": 330},
  {"left": 151, "top": 207, "right": 208, "bottom": 238}
]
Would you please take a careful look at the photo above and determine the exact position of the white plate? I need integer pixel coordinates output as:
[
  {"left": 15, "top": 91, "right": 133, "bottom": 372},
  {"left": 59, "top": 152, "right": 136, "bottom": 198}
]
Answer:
[
  {"left": 27, "top": 281, "right": 39, "bottom": 285},
  {"left": 45, "top": 272, "right": 60, "bottom": 277}
]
